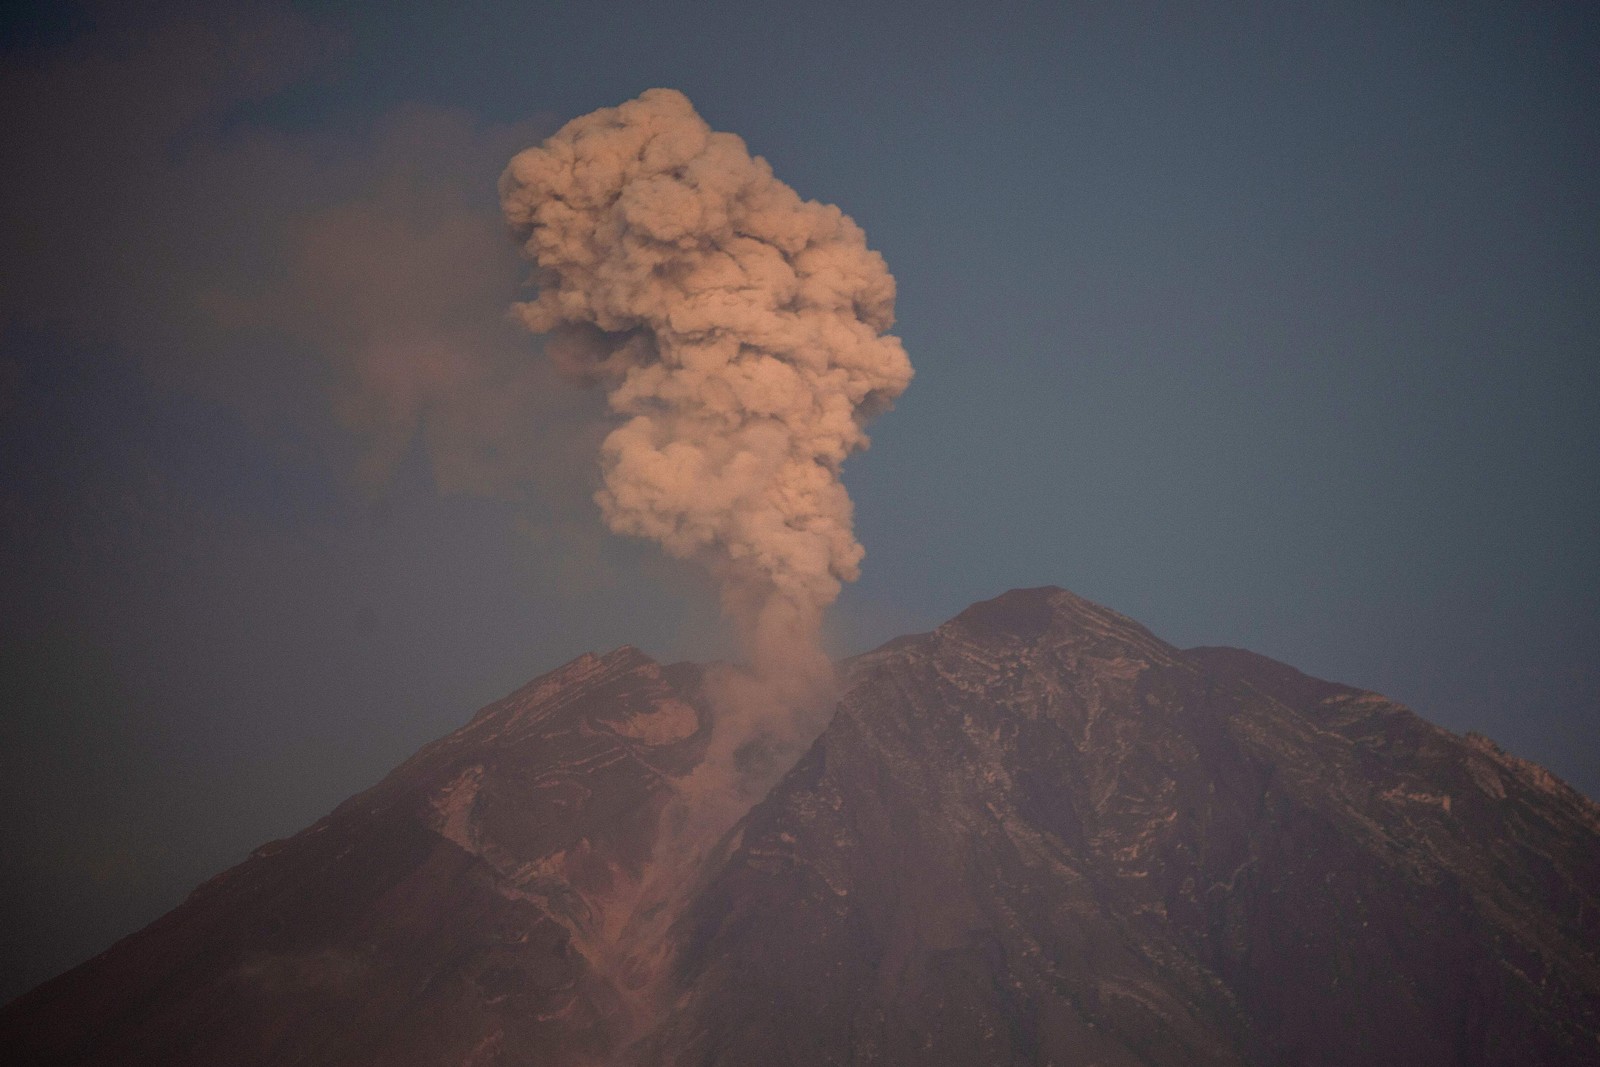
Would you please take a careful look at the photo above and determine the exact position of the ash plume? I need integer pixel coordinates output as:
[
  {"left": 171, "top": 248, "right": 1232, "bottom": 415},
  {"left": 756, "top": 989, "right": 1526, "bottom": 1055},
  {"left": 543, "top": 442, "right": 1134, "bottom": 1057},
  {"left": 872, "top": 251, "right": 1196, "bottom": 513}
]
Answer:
[
  {"left": 500, "top": 88, "right": 912, "bottom": 764},
  {"left": 501, "top": 88, "right": 912, "bottom": 1052}
]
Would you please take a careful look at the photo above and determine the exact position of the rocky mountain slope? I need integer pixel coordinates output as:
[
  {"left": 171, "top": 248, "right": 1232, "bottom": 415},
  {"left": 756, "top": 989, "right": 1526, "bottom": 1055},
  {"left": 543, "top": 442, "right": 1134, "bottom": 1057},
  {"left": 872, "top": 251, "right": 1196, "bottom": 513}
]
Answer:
[
  {"left": 645, "top": 588, "right": 1600, "bottom": 1065},
  {"left": 0, "top": 646, "right": 711, "bottom": 1066},
  {"left": 4, "top": 588, "right": 1598, "bottom": 1065}
]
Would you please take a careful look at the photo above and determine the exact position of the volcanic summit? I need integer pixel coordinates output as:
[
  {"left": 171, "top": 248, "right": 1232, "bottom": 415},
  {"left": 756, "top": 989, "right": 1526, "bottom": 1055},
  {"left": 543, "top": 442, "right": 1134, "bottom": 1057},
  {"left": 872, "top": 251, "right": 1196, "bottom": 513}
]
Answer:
[{"left": 4, "top": 588, "right": 1597, "bottom": 1066}]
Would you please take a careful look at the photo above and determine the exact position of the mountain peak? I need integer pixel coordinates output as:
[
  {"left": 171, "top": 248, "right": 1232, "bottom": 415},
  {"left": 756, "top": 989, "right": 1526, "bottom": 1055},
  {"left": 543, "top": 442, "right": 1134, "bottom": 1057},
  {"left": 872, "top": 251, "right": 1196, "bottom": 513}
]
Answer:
[
  {"left": 5, "top": 589, "right": 1598, "bottom": 1066},
  {"left": 937, "top": 586, "right": 1181, "bottom": 672},
  {"left": 654, "top": 589, "right": 1600, "bottom": 1066},
  {"left": 943, "top": 585, "right": 1071, "bottom": 641}
]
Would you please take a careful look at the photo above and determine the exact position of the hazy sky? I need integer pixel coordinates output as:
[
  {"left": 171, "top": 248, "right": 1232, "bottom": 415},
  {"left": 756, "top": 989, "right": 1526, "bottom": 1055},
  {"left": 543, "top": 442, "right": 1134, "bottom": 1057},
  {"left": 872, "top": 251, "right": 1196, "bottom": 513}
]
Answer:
[{"left": 2, "top": 0, "right": 1595, "bottom": 1001}]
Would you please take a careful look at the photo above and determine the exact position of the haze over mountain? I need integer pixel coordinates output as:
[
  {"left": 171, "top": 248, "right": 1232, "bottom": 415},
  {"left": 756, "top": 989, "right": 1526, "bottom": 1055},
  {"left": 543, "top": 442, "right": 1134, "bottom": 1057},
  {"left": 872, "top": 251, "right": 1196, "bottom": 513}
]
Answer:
[
  {"left": 5, "top": 588, "right": 1596, "bottom": 1066},
  {"left": 4, "top": 2, "right": 1596, "bottom": 1017}
]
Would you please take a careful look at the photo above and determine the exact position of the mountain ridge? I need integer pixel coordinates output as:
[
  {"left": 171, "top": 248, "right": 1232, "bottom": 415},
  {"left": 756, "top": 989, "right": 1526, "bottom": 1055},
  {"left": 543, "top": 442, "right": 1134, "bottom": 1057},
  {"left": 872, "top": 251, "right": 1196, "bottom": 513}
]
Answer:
[
  {"left": 647, "top": 586, "right": 1600, "bottom": 1065},
  {"left": 4, "top": 586, "right": 1597, "bottom": 1066}
]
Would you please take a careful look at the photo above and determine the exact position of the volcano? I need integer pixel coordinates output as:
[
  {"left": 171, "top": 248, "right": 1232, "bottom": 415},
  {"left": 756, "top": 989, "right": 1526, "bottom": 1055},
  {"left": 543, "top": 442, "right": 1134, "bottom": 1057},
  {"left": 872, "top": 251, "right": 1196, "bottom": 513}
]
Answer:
[{"left": 4, "top": 588, "right": 1598, "bottom": 1065}]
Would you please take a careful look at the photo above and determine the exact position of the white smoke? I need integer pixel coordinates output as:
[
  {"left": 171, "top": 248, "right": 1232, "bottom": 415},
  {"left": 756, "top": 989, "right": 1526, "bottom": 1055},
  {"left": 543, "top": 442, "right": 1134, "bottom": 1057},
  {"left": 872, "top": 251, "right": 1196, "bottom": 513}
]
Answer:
[{"left": 500, "top": 87, "right": 911, "bottom": 742}]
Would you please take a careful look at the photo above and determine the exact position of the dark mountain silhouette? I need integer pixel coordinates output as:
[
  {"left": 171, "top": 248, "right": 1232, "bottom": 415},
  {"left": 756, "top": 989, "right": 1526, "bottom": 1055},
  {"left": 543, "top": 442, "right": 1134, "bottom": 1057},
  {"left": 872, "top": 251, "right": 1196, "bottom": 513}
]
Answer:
[{"left": 4, "top": 588, "right": 1598, "bottom": 1065}]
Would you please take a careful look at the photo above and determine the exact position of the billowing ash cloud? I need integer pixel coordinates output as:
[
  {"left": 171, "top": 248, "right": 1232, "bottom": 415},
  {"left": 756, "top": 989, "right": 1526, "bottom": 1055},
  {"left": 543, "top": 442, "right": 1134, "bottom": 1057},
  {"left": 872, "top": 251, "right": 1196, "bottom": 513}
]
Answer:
[{"left": 499, "top": 88, "right": 912, "bottom": 684}]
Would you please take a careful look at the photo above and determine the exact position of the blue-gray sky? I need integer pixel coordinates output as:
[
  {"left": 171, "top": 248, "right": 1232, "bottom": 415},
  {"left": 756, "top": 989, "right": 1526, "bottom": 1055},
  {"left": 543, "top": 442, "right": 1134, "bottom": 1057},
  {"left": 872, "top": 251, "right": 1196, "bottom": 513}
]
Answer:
[{"left": 2, "top": 0, "right": 1596, "bottom": 1001}]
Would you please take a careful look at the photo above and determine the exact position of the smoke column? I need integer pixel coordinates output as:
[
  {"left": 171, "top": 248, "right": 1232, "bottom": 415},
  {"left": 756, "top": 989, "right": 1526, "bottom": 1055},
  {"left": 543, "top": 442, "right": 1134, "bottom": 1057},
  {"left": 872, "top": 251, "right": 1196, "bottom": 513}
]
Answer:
[
  {"left": 500, "top": 88, "right": 912, "bottom": 779},
  {"left": 501, "top": 89, "right": 911, "bottom": 1051}
]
